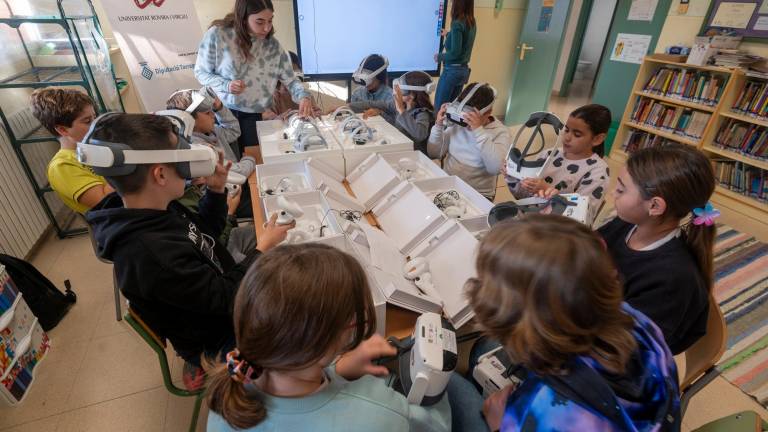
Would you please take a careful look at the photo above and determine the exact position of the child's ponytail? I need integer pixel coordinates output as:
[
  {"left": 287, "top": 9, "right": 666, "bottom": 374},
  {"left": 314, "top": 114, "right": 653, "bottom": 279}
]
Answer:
[
  {"left": 684, "top": 222, "right": 716, "bottom": 292},
  {"left": 206, "top": 362, "right": 267, "bottom": 429},
  {"left": 626, "top": 143, "right": 717, "bottom": 293}
]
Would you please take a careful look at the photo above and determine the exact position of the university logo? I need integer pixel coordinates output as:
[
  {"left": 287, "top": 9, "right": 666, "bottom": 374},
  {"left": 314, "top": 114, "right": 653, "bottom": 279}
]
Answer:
[
  {"left": 139, "top": 62, "right": 153, "bottom": 80},
  {"left": 134, "top": 0, "right": 165, "bottom": 9}
]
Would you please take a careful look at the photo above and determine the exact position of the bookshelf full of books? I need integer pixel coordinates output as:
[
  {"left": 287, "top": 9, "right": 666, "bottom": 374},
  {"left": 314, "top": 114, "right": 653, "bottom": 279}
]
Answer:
[{"left": 611, "top": 54, "right": 766, "bottom": 230}]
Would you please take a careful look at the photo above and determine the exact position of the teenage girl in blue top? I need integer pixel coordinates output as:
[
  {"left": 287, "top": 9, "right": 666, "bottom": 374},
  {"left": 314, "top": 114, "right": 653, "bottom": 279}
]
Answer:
[{"left": 434, "top": 0, "right": 477, "bottom": 109}]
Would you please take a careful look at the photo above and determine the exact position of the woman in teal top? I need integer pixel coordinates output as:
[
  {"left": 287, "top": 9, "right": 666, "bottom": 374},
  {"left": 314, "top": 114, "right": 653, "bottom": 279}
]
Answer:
[{"left": 434, "top": 0, "right": 477, "bottom": 109}]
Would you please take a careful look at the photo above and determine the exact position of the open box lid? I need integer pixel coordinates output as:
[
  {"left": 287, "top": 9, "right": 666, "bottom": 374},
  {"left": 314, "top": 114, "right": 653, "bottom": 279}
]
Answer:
[
  {"left": 255, "top": 160, "right": 316, "bottom": 197},
  {"left": 408, "top": 220, "right": 478, "bottom": 328},
  {"left": 255, "top": 119, "right": 287, "bottom": 145},
  {"left": 261, "top": 191, "right": 344, "bottom": 243},
  {"left": 346, "top": 224, "right": 443, "bottom": 314},
  {"left": 371, "top": 181, "right": 448, "bottom": 255},
  {"left": 381, "top": 151, "right": 449, "bottom": 181},
  {"left": 412, "top": 175, "right": 493, "bottom": 229},
  {"left": 346, "top": 154, "right": 402, "bottom": 211}
]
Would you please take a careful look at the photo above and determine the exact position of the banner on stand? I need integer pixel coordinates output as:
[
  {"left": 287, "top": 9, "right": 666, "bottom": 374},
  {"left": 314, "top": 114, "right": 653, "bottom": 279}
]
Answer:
[{"left": 101, "top": 0, "right": 204, "bottom": 112}]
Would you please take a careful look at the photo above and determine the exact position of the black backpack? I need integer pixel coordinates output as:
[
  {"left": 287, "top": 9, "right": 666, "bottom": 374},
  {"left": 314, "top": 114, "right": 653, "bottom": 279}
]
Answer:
[{"left": 0, "top": 254, "right": 77, "bottom": 331}]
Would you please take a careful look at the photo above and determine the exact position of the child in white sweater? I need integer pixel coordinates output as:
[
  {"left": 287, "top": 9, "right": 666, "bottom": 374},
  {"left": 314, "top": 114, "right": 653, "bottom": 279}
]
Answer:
[{"left": 427, "top": 82, "right": 510, "bottom": 199}]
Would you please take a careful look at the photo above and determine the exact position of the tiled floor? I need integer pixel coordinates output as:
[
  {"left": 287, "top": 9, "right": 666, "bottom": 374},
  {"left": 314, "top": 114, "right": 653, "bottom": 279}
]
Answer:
[{"left": 1, "top": 82, "right": 765, "bottom": 431}]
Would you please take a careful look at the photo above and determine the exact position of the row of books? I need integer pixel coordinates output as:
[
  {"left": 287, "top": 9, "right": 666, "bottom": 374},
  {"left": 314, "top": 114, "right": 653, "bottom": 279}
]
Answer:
[
  {"left": 621, "top": 130, "right": 677, "bottom": 154},
  {"left": 642, "top": 67, "right": 726, "bottom": 106},
  {"left": 713, "top": 160, "right": 767, "bottom": 203},
  {"left": 713, "top": 119, "right": 768, "bottom": 160},
  {"left": 630, "top": 98, "right": 711, "bottom": 139},
  {"left": 731, "top": 80, "right": 768, "bottom": 119}
]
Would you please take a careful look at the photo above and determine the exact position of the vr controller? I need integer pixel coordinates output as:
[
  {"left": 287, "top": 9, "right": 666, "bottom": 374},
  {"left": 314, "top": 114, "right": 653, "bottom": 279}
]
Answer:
[{"left": 473, "top": 346, "right": 524, "bottom": 398}]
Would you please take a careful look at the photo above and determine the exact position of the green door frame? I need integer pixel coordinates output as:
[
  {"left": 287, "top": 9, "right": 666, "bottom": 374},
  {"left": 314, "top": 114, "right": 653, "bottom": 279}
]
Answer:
[{"left": 558, "top": 0, "right": 594, "bottom": 97}]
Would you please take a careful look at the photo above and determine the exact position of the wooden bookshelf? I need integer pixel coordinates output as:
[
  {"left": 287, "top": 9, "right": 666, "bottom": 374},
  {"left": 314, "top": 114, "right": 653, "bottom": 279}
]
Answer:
[{"left": 611, "top": 54, "right": 767, "bottom": 231}]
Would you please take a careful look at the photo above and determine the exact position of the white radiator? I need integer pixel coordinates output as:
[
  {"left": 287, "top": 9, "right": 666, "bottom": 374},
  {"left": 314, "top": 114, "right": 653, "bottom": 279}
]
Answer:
[{"left": 0, "top": 108, "right": 62, "bottom": 258}]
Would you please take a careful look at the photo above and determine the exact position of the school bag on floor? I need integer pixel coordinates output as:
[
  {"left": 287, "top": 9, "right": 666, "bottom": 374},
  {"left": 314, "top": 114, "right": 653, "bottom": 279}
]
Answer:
[{"left": 0, "top": 254, "right": 76, "bottom": 331}]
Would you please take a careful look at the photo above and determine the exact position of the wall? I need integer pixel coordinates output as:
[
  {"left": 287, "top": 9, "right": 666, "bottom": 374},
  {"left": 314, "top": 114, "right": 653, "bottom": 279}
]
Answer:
[
  {"left": 97, "top": 0, "right": 525, "bottom": 117},
  {"left": 553, "top": 0, "right": 584, "bottom": 93},
  {"left": 578, "top": 0, "right": 616, "bottom": 79},
  {"left": 656, "top": 0, "right": 768, "bottom": 58}
]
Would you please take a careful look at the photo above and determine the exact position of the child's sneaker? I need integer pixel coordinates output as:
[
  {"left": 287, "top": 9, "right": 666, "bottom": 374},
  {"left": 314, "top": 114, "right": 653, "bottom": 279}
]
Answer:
[{"left": 182, "top": 361, "right": 205, "bottom": 391}]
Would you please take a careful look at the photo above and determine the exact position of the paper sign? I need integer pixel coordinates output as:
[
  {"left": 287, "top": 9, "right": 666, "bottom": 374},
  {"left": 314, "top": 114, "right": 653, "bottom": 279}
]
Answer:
[
  {"left": 760, "top": 0, "right": 768, "bottom": 14},
  {"left": 711, "top": 2, "right": 757, "bottom": 29},
  {"left": 670, "top": 0, "right": 711, "bottom": 16},
  {"left": 538, "top": 5, "right": 554, "bottom": 32},
  {"left": 610, "top": 33, "right": 653, "bottom": 64},
  {"left": 629, "top": 0, "right": 660, "bottom": 21},
  {"left": 755, "top": 15, "right": 768, "bottom": 30}
]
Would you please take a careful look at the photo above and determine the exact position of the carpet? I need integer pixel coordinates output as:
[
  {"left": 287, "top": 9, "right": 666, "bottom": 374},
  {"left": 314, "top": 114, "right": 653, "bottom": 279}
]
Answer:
[{"left": 715, "top": 225, "right": 768, "bottom": 405}]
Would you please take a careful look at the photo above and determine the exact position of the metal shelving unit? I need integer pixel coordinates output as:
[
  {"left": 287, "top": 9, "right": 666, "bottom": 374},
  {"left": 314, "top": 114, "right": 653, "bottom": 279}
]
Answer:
[{"left": 0, "top": 0, "right": 124, "bottom": 237}]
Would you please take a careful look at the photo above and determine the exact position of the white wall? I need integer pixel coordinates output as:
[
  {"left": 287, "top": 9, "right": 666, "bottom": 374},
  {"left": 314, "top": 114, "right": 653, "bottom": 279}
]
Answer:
[{"left": 578, "top": 0, "right": 616, "bottom": 79}]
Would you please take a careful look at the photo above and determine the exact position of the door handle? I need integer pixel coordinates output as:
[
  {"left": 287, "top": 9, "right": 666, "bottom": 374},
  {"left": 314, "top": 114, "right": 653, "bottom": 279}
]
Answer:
[{"left": 518, "top": 43, "right": 534, "bottom": 61}]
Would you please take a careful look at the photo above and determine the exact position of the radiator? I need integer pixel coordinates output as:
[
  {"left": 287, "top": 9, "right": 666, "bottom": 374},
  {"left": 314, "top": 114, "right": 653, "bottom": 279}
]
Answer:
[{"left": 0, "top": 108, "right": 63, "bottom": 258}]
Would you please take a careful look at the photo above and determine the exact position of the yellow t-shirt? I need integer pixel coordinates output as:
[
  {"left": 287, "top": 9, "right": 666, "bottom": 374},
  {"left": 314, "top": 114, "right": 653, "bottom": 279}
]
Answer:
[{"left": 47, "top": 149, "right": 108, "bottom": 214}]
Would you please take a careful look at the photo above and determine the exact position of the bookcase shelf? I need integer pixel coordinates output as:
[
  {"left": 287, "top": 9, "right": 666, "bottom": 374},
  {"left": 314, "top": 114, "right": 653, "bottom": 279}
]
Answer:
[
  {"left": 623, "top": 121, "right": 701, "bottom": 147},
  {"left": 634, "top": 91, "right": 717, "bottom": 113},
  {"left": 611, "top": 54, "right": 766, "bottom": 230}
]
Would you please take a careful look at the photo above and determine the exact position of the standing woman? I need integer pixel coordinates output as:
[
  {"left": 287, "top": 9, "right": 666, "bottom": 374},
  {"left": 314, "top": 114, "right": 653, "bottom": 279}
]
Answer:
[
  {"left": 434, "top": 0, "right": 477, "bottom": 110},
  {"left": 195, "top": 0, "right": 313, "bottom": 157}
]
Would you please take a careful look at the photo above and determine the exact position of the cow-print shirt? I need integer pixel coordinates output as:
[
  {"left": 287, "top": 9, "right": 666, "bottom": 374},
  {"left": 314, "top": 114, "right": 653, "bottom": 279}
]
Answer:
[{"left": 506, "top": 149, "right": 609, "bottom": 224}]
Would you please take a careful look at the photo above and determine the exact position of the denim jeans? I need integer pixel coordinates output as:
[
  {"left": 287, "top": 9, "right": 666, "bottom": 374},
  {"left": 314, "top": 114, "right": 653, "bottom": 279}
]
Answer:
[
  {"left": 434, "top": 65, "right": 471, "bottom": 110},
  {"left": 447, "top": 373, "right": 490, "bottom": 432}
]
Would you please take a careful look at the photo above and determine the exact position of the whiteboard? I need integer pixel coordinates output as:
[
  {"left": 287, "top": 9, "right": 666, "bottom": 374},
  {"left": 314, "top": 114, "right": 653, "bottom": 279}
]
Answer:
[{"left": 293, "top": 0, "right": 448, "bottom": 80}]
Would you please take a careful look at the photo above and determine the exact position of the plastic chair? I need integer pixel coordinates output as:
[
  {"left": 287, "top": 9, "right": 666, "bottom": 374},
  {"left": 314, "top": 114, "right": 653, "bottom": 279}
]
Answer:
[
  {"left": 692, "top": 411, "right": 766, "bottom": 431},
  {"left": 124, "top": 308, "right": 204, "bottom": 432},
  {"left": 85, "top": 222, "right": 122, "bottom": 321},
  {"left": 676, "top": 295, "right": 728, "bottom": 415}
]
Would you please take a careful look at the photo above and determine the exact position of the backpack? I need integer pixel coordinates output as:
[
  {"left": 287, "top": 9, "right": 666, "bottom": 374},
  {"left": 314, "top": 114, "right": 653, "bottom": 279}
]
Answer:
[{"left": 0, "top": 254, "right": 77, "bottom": 331}]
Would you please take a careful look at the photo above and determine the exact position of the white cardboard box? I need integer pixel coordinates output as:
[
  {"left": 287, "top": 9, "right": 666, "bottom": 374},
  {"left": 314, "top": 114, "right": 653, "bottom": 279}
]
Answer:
[
  {"left": 346, "top": 154, "right": 402, "bottom": 211},
  {"left": 412, "top": 176, "right": 493, "bottom": 229},
  {"left": 380, "top": 151, "right": 448, "bottom": 182},
  {"left": 261, "top": 191, "right": 343, "bottom": 244},
  {"left": 255, "top": 160, "right": 315, "bottom": 197}
]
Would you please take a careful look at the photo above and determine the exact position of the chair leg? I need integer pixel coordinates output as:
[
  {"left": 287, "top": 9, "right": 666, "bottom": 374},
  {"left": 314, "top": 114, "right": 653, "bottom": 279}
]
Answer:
[
  {"left": 189, "top": 392, "right": 204, "bottom": 432},
  {"left": 681, "top": 368, "right": 720, "bottom": 416},
  {"left": 113, "top": 270, "right": 122, "bottom": 322}
]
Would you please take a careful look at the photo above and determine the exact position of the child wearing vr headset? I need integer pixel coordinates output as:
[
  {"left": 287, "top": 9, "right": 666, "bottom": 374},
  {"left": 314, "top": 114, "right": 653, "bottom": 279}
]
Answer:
[
  {"left": 347, "top": 70, "right": 436, "bottom": 154},
  {"left": 80, "top": 112, "right": 292, "bottom": 388},
  {"left": 348, "top": 54, "right": 395, "bottom": 121},
  {"left": 506, "top": 104, "right": 611, "bottom": 225},
  {"left": 468, "top": 216, "right": 680, "bottom": 432},
  {"left": 427, "top": 82, "right": 510, "bottom": 199},
  {"left": 205, "top": 243, "right": 452, "bottom": 432},
  {"left": 30, "top": 88, "right": 112, "bottom": 214},
  {"left": 166, "top": 86, "right": 257, "bottom": 219}
]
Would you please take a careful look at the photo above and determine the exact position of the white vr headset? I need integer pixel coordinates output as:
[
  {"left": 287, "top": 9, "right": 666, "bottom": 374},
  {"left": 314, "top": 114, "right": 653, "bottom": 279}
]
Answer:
[
  {"left": 168, "top": 86, "right": 217, "bottom": 113},
  {"left": 352, "top": 54, "right": 389, "bottom": 87},
  {"left": 393, "top": 71, "right": 436, "bottom": 95},
  {"left": 77, "top": 111, "right": 232, "bottom": 181},
  {"left": 505, "top": 111, "right": 564, "bottom": 180},
  {"left": 445, "top": 82, "right": 498, "bottom": 127}
]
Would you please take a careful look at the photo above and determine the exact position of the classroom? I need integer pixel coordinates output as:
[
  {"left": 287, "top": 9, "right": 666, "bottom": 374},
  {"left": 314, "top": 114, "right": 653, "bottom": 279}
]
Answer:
[{"left": 0, "top": 0, "right": 767, "bottom": 431}]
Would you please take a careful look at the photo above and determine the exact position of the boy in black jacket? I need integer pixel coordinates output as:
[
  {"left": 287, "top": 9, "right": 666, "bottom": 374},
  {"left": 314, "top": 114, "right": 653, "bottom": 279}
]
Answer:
[{"left": 83, "top": 113, "right": 291, "bottom": 383}]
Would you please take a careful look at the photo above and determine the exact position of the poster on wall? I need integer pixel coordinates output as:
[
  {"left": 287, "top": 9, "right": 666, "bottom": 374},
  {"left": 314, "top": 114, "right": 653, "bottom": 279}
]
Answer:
[
  {"left": 710, "top": 1, "right": 756, "bottom": 28},
  {"left": 628, "top": 0, "right": 660, "bottom": 21},
  {"left": 100, "top": 0, "right": 204, "bottom": 112},
  {"left": 609, "top": 33, "right": 653, "bottom": 64}
]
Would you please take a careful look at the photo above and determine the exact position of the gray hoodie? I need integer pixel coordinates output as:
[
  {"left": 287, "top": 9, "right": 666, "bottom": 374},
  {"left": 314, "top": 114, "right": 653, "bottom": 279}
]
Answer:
[{"left": 192, "top": 105, "right": 256, "bottom": 178}]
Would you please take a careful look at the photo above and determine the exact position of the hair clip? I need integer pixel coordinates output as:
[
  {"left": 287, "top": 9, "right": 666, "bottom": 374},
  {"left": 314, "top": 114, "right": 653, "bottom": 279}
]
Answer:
[
  {"left": 226, "top": 349, "right": 261, "bottom": 383},
  {"left": 692, "top": 202, "right": 720, "bottom": 226}
]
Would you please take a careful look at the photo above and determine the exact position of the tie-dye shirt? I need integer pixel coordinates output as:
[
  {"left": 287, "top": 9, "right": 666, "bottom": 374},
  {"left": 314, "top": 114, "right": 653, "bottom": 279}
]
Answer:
[
  {"left": 195, "top": 26, "right": 309, "bottom": 114},
  {"left": 501, "top": 304, "right": 680, "bottom": 432}
]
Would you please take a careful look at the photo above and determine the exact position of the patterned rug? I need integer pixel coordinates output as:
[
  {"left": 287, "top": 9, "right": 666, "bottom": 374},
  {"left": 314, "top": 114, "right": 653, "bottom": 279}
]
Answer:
[{"left": 715, "top": 225, "right": 768, "bottom": 405}]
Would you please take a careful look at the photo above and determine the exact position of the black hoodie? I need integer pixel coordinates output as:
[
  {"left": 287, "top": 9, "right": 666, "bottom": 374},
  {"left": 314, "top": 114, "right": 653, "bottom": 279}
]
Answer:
[{"left": 86, "top": 191, "right": 260, "bottom": 359}]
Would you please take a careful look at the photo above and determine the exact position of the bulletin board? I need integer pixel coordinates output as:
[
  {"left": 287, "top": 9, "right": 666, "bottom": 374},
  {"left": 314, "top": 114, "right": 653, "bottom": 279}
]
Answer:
[{"left": 704, "top": 0, "right": 768, "bottom": 39}]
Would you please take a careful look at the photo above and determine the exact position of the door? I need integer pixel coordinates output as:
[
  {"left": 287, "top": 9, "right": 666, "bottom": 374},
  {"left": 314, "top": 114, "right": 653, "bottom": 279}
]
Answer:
[
  {"left": 504, "top": 0, "right": 572, "bottom": 125},
  {"left": 591, "top": 0, "right": 672, "bottom": 152}
]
